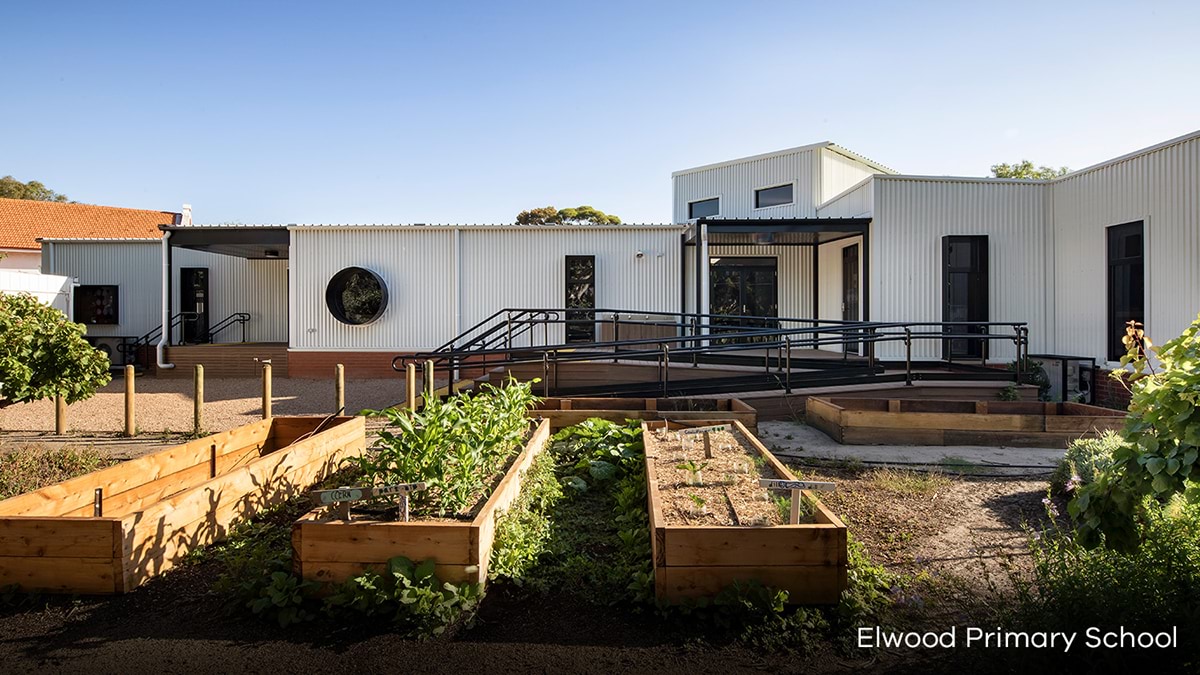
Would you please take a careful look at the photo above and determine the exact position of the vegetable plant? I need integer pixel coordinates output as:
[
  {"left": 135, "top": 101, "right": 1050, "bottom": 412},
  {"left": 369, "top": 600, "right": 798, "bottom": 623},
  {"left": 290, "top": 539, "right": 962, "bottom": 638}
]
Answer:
[{"left": 355, "top": 377, "right": 538, "bottom": 517}]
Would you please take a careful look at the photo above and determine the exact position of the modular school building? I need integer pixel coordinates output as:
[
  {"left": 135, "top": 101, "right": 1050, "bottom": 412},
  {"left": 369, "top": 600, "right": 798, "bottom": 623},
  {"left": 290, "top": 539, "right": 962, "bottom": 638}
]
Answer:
[{"left": 40, "top": 131, "right": 1200, "bottom": 389}]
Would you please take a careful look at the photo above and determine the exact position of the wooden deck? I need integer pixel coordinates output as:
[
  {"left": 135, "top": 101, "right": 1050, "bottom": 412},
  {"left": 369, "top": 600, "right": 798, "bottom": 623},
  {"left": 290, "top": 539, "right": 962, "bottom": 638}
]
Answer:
[{"left": 158, "top": 343, "right": 288, "bottom": 378}]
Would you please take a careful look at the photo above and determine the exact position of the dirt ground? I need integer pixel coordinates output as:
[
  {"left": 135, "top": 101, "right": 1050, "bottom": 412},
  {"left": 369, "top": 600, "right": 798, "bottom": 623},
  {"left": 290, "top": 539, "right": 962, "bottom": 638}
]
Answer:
[
  {"left": 0, "top": 375, "right": 412, "bottom": 436},
  {"left": 0, "top": 460, "right": 1052, "bottom": 674}
]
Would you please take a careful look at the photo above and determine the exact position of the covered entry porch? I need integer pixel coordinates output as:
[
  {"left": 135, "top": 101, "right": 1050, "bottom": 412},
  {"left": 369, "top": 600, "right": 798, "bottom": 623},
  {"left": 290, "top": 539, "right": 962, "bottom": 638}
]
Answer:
[
  {"left": 154, "top": 225, "right": 290, "bottom": 376},
  {"left": 682, "top": 217, "right": 870, "bottom": 354}
]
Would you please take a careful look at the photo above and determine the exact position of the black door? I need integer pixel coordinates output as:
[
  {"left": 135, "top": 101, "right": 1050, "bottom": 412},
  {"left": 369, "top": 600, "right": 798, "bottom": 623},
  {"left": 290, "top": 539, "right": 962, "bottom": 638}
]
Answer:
[
  {"left": 565, "top": 256, "right": 596, "bottom": 343},
  {"left": 942, "top": 236, "right": 989, "bottom": 359},
  {"left": 710, "top": 257, "right": 778, "bottom": 340},
  {"left": 1107, "top": 221, "right": 1144, "bottom": 361},
  {"left": 842, "top": 245, "right": 860, "bottom": 354},
  {"left": 180, "top": 268, "right": 209, "bottom": 344}
]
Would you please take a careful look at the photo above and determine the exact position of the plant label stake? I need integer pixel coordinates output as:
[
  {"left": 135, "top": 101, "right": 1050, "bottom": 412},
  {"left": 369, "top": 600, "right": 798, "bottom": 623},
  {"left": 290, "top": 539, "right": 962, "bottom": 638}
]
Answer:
[
  {"left": 759, "top": 479, "right": 835, "bottom": 524},
  {"left": 679, "top": 424, "right": 727, "bottom": 459},
  {"left": 93, "top": 488, "right": 103, "bottom": 517},
  {"left": 309, "top": 482, "right": 428, "bottom": 522}
]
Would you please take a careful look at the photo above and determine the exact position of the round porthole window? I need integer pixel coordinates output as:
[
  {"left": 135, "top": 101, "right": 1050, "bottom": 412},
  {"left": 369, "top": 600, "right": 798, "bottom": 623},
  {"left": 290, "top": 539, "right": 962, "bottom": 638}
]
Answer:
[{"left": 326, "top": 267, "right": 388, "bottom": 325}]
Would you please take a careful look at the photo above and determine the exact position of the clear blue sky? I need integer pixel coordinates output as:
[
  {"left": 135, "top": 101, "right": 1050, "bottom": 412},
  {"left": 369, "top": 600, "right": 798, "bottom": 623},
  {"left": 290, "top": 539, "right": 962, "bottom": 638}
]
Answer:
[{"left": 3, "top": 1, "right": 1198, "bottom": 224}]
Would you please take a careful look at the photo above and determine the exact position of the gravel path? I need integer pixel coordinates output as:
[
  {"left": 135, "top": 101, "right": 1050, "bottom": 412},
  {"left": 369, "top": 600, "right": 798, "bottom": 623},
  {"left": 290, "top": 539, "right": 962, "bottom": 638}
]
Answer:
[{"left": 0, "top": 375, "right": 419, "bottom": 436}]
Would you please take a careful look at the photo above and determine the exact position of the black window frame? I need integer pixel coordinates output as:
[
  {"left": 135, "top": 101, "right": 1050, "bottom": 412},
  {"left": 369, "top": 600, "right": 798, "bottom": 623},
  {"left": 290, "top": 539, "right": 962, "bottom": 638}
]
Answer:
[
  {"left": 754, "top": 183, "right": 794, "bottom": 209},
  {"left": 688, "top": 197, "right": 720, "bottom": 220},
  {"left": 1107, "top": 220, "right": 1145, "bottom": 361},
  {"left": 74, "top": 284, "right": 119, "bottom": 325},
  {"left": 325, "top": 267, "right": 389, "bottom": 326}
]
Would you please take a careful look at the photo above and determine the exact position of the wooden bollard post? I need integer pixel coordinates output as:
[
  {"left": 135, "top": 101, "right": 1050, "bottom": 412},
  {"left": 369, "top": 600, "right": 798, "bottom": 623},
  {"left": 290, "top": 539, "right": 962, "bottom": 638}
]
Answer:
[
  {"left": 406, "top": 363, "right": 418, "bottom": 411},
  {"left": 335, "top": 363, "right": 345, "bottom": 416},
  {"left": 193, "top": 364, "right": 204, "bottom": 435},
  {"left": 423, "top": 360, "right": 435, "bottom": 399},
  {"left": 54, "top": 395, "right": 66, "bottom": 435},
  {"left": 262, "top": 363, "right": 273, "bottom": 420},
  {"left": 123, "top": 365, "right": 136, "bottom": 437}
]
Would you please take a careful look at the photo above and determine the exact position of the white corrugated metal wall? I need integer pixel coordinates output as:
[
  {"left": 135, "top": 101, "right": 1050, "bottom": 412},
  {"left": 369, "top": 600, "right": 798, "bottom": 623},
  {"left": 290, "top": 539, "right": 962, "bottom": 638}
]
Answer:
[
  {"left": 290, "top": 228, "right": 455, "bottom": 351},
  {"left": 459, "top": 227, "right": 683, "bottom": 345},
  {"left": 870, "top": 177, "right": 1050, "bottom": 361},
  {"left": 172, "top": 248, "right": 288, "bottom": 343},
  {"left": 42, "top": 241, "right": 161, "bottom": 339},
  {"left": 817, "top": 178, "right": 874, "bottom": 218},
  {"left": 290, "top": 226, "right": 683, "bottom": 351},
  {"left": 0, "top": 269, "right": 71, "bottom": 314},
  {"left": 1050, "top": 134, "right": 1200, "bottom": 363},
  {"left": 672, "top": 147, "right": 821, "bottom": 221},
  {"left": 819, "top": 149, "right": 880, "bottom": 205},
  {"left": 684, "top": 245, "right": 814, "bottom": 318}
]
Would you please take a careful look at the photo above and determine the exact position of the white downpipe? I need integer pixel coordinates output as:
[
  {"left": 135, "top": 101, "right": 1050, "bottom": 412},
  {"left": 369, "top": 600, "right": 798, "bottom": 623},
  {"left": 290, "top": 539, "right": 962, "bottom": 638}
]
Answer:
[{"left": 156, "top": 231, "right": 175, "bottom": 369}]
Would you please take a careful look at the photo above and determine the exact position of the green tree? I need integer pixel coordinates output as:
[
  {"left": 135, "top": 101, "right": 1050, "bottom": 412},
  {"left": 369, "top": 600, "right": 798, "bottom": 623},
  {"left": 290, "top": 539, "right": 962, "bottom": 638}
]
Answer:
[
  {"left": 0, "top": 293, "right": 111, "bottom": 409},
  {"left": 990, "top": 160, "right": 1070, "bottom": 180},
  {"left": 0, "top": 175, "right": 70, "bottom": 202},
  {"left": 515, "top": 205, "right": 621, "bottom": 225}
]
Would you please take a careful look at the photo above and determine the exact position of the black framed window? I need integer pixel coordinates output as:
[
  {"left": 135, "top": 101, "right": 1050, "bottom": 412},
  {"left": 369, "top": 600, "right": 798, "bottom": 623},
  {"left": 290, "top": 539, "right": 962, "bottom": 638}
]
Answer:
[
  {"left": 754, "top": 184, "right": 793, "bottom": 208},
  {"left": 326, "top": 267, "right": 388, "bottom": 325},
  {"left": 565, "top": 255, "right": 596, "bottom": 343},
  {"left": 1107, "top": 221, "right": 1144, "bottom": 361},
  {"left": 75, "top": 285, "right": 119, "bottom": 325},
  {"left": 688, "top": 197, "right": 719, "bottom": 220}
]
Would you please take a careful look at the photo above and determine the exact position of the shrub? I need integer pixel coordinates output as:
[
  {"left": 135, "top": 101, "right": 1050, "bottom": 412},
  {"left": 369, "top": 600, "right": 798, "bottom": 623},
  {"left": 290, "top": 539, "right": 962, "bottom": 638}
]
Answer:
[
  {"left": 1050, "top": 431, "right": 1124, "bottom": 495},
  {"left": 1071, "top": 317, "right": 1200, "bottom": 550},
  {"left": 0, "top": 444, "right": 112, "bottom": 498}
]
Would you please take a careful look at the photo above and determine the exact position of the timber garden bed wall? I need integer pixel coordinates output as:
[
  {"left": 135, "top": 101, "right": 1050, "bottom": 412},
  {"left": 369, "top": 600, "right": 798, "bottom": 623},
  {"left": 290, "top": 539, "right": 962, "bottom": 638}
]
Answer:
[
  {"left": 643, "top": 419, "right": 847, "bottom": 604},
  {"left": 0, "top": 416, "right": 365, "bottom": 594},
  {"left": 534, "top": 398, "right": 757, "bottom": 432},
  {"left": 291, "top": 418, "right": 551, "bottom": 590},
  {"left": 806, "top": 397, "right": 1125, "bottom": 447}
]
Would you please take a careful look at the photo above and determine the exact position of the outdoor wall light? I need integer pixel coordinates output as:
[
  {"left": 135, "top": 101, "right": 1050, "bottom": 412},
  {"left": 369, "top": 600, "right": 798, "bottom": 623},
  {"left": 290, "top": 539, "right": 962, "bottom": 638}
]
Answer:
[{"left": 636, "top": 250, "right": 645, "bottom": 259}]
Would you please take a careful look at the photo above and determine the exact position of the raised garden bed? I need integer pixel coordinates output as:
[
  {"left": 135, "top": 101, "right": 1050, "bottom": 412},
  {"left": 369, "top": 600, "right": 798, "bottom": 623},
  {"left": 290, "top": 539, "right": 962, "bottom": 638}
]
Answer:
[
  {"left": 0, "top": 416, "right": 365, "bottom": 594},
  {"left": 292, "top": 418, "right": 550, "bottom": 590},
  {"left": 807, "top": 397, "right": 1125, "bottom": 447},
  {"left": 534, "top": 397, "right": 757, "bottom": 432},
  {"left": 643, "top": 419, "right": 847, "bottom": 604}
]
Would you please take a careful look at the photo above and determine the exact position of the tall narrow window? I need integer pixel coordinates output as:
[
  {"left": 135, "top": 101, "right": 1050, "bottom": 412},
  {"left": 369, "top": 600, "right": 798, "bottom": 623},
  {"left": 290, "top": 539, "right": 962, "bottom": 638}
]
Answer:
[
  {"left": 1107, "top": 221, "right": 1144, "bottom": 361},
  {"left": 565, "top": 255, "right": 596, "bottom": 343},
  {"left": 942, "top": 236, "right": 989, "bottom": 359},
  {"left": 688, "top": 197, "right": 719, "bottom": 220}
]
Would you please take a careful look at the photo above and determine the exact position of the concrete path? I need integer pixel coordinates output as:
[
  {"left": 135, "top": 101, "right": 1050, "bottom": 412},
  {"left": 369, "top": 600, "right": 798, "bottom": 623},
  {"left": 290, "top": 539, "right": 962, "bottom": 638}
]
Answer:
[{"left": 757, "top": 420, "right": 1066, "bottom": 475}]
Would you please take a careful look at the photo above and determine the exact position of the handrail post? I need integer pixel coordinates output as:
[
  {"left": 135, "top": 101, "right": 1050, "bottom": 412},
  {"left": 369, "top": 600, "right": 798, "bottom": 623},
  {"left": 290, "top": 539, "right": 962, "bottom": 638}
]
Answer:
[
  {"left": 904, "top": 327, "right": 913, "bottom": 386},
  {"left": 613, "top": 312, "right": 620, "bottom": 362},
  {"left": 1013, "top": 326, "right": 1022, "bottom": 384},
  {"left": 868, "top": 327, "right": 876, "bottom": 369},
  {"left": 505, "top": 312, "right": 513, "bottom": 350},
  {"left": 542, "top": 352, "right": 550, "bottom": 397},
  {"left": 691, "top": 318, "right": 699, "bottom": 367},
  {"left": 661, "top": 343, "right": 670, "bottom": 397},
  {"left": 785, "top": 339, "right": 792, "bottom": 394}
]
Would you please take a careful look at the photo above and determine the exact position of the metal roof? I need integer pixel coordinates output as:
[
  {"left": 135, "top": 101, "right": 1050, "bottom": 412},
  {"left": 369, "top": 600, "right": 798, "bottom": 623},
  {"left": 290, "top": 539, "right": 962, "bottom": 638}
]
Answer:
[{"left": 671, "top": 141, "right": 897, "bottom": 178}]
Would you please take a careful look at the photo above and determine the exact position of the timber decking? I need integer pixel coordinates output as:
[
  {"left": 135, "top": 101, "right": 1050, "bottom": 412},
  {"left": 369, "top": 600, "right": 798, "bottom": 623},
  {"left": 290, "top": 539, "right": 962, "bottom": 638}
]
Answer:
[
  {"left": 533, "top": 397, "right": 757, "bottom": 432},
  {"left": 0, "top": 415, "right": 365, "bottom": 594}
]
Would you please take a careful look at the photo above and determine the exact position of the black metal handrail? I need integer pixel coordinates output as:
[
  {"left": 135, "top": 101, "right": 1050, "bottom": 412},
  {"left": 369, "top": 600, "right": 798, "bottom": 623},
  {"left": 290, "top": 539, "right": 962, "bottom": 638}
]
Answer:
[
  {"left": 206, "top": 312, "right": 251, "bottom": 343},
  {"left": 391, "top": 305, "right": 1030, "bottom": 398}
]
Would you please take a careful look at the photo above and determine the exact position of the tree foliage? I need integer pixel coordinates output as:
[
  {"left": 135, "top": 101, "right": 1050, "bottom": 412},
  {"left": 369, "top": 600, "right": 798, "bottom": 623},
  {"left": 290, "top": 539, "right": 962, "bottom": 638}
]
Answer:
[
  {"left": 0, "top": 293, "right": 111, "bottom": 408},
  {"left": 989, "top": 160, "right": 1070, "bottom": 180},
  {"left": 0, "top": 175, "right": 70, "bottom": 202},
  {"left": 515, "top": 205, "right": 621, "bottom": 225},
  {"left": 1070, "top": 317, "right": 1200, "bottom": 550}
]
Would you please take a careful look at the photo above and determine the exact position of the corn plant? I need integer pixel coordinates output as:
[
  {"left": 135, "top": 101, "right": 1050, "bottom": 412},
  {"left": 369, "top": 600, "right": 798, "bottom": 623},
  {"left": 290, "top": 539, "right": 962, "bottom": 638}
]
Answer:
[{"left": 355, "top": 377, "right": 539, "bottom": 517}]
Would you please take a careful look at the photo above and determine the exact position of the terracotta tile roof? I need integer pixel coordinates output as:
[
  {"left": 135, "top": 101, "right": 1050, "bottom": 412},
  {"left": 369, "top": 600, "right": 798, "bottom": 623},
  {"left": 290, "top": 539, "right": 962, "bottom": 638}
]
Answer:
[{"left": 0, "top": 198, "right": 177, "bottom": 250}]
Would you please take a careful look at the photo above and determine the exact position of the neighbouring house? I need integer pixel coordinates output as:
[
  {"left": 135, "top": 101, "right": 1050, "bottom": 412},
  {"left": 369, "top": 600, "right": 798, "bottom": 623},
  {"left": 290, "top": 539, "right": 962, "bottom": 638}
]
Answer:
[
  {"left": 0, "top": 197, "right": 178, "bottom": 272},
  {"left": 39, "top": 130, "right": 1199, "bottom": 399}
]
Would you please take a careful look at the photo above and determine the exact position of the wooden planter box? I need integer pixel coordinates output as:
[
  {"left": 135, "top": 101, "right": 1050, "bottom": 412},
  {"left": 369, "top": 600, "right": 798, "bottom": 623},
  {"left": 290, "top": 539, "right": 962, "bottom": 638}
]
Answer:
[
  {"left": 534, "top": 398, "right": 757, "bottom": 432},
  {"left": 807, "top": 397, "right": 1125, "bottom": 447},
  {"left": 644, "top": 419, "right": 847, "bottom": 604},
  {"left": 292, "top": 418, "right": 551, "bottom": 590},
  {"left": 0, "top": 416, "right": 365, "bottom": 594}
]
